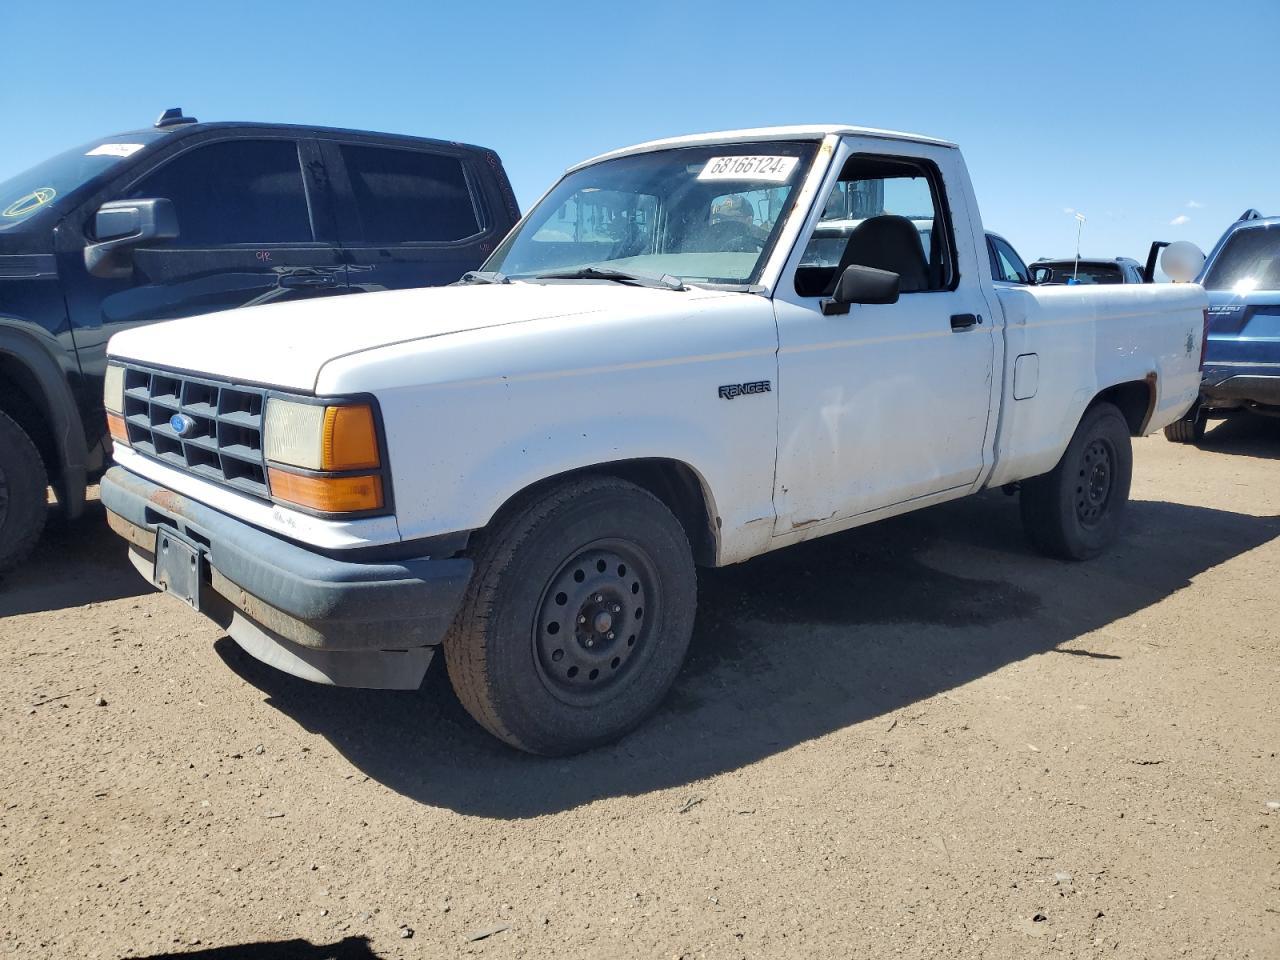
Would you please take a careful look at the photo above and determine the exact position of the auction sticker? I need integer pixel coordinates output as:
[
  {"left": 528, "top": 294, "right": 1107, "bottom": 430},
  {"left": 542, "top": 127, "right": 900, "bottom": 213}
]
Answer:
[
  {"left": 697, "top": 155, "right": 799, "bottom": 182},
  {"left": 3, "top": 187, "right": 56, "bottom": 218},
  {"left": 86, "top": 143, "right": 145, "bottom": 158}
]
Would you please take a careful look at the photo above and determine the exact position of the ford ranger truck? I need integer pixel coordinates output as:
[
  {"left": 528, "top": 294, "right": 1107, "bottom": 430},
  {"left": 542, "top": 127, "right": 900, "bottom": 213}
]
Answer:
[{"left": 100, "top": 125, "right": 1208, "bottom": 755}]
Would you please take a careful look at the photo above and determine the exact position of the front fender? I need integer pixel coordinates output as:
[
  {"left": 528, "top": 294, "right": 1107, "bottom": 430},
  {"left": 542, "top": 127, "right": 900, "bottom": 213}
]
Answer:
[{"left": 0, "top": 318, "right": 90, "bottom": 518}]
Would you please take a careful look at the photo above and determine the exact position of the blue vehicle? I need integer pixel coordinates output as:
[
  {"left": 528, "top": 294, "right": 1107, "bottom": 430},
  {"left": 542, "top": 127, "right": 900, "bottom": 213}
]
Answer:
[{"left": 1165, "top": 210, "right": 1280, "bottom": 443}]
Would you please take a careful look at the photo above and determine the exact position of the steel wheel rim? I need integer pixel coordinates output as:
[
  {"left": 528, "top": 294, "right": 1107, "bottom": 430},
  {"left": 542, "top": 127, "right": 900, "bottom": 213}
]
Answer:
[
  {"left": 1075, "top": 437, "right": 1114, "bottom": 527},
  {"left": 532, "top": 538, "right": 658, "bottom": 707}
]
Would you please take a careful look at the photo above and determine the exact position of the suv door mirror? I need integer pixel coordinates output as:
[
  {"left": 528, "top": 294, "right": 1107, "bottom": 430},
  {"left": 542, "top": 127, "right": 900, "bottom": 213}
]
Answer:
[
  {"left": 1031, "top": 266, "right": 1054, "bottom": 284},
  {"left": 820, "top": 264, "right": 900, "bottom": 316},
  {"left": 84, "top": 198, "right": 179, "bottom": 279}
]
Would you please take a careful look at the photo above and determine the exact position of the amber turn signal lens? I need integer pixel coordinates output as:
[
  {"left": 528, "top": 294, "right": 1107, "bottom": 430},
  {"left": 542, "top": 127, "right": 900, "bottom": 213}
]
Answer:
[
  {"left": 268, "top": 468, "right": 383, "bottom": 513},
  {"left": 107, "top": 412, "right": 129, "bottom": 445},
  {"left": 322, "top": 404, "right": 380, "bottom": 471}
]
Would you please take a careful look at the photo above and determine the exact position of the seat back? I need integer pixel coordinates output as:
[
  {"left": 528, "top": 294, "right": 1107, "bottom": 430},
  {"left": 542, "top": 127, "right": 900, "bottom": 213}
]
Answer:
[{"left": 833, "top": 214, "right": 931, "bottom": 294}]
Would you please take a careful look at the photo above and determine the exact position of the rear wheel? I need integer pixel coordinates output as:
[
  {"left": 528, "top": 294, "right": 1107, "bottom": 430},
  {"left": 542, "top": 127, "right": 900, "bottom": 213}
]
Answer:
[
  {"left": 1163, "top": 402, "right": 1206, "bottom": 444},
  {"left": 443, "top": 476, "right": 697, "bottom": 755},
  {"left": 0, "top": 410, "right": 48, "bottom": 577},
  {"left": 1020, "top": 402, "right": 1132, "bottom": 561}
]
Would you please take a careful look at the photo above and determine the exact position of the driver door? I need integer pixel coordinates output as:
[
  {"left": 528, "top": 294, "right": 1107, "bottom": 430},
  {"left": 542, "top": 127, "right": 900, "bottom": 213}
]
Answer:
[{"left": 771, "top": 141, "right": 997, "bottom": 534}]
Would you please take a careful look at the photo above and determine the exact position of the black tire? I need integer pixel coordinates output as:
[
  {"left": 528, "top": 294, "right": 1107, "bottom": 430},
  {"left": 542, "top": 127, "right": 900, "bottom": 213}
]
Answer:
[
  {"left": 1163, "top": 402, "right": 1206, "bottom": 444},
  {"left": 0, "top": 409, "right": 49, "bottom": 577},
  {"left": 1020, "top": 402, "right": 1133, "bottom": 561},
  {"left": 443, "top": 475, "right": 697, "bottom": 755}
]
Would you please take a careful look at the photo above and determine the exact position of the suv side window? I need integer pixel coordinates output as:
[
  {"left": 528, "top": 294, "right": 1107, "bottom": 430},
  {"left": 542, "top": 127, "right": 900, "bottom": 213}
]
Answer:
[
  {"left": 339, "top": 145, "right": 480, "bottom": 243},
  {"left": 126, "top": 139, "right": 313, "bottom": 244},
  {"left": 796, "top": 154, "right": 955, "bottom": 297}
]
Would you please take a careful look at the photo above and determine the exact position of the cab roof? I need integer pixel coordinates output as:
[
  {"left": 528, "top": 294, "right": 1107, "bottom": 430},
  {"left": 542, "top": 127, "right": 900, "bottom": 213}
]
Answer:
[{"left": 568, "top": 124, "right": 957, "bottom": 172}]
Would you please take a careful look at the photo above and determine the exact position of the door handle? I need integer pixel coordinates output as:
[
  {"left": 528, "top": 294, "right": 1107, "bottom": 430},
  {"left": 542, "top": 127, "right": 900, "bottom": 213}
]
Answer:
[
  {"left": 278, "top": 273, "right": 339, "bottom": 289},
  {"left": 950, "top": 313, "right": 981, "bottom": 330}
]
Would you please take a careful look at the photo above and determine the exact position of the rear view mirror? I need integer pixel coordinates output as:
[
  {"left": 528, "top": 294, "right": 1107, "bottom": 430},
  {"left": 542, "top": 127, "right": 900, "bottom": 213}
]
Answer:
[
  {"left": 1031, "top": 266, "right": 1055, "bottom": 284},
  {"left": 84, "top": 198, "right": 178, "bottom": 279},
  {"left": 821, "top": 264, "right": 900, "bottom": 316}
]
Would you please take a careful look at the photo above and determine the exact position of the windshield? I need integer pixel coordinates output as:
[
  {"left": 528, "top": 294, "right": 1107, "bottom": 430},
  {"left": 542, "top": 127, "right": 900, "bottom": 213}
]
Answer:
[
  {"left": 1037, "top": 261, "right": 1122, "bottom": 285},
  {"left": 483, "top": 142, "right": 819, "bottom": 286},
  {"left": 0, "top": 133, "right": 163, "bottom": 232},
  {"left": 1202, "top": 224, "right": 1280, "bottom": 293}
]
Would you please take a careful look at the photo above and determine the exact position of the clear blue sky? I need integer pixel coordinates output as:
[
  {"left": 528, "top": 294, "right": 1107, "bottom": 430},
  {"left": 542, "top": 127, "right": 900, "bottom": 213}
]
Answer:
[{"left": 4, "top": 0, "right": 1277, "bottom": 265}]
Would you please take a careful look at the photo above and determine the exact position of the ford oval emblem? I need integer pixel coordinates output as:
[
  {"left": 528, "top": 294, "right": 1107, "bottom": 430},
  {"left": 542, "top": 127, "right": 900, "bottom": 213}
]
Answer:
[{"left": 170, "top": 413, "right": 195, "bottom": 438}]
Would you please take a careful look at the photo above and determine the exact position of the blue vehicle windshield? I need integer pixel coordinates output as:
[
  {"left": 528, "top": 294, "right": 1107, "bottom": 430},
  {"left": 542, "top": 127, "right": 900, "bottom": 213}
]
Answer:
[
  {"left": 0, "top": 132, "right": 164, "bottom": 231},
  {"left": 1203, "top": 223, "right": 1280, "bottom": 293}
]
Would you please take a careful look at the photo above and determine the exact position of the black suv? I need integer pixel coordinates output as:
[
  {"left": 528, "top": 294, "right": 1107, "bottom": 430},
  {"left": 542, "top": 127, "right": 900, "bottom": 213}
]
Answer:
[{"left": 0, "top": 110, "right": 520, "bottom": 573}]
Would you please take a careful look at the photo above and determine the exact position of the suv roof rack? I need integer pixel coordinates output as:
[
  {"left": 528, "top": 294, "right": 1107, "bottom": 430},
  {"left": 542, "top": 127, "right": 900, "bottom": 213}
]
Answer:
[
  {"left": 1238, "top": 208, "right": 1264, "bottom": 222},
  {"left": 154, "top": 107, "right": 198, "bottom": 129}
]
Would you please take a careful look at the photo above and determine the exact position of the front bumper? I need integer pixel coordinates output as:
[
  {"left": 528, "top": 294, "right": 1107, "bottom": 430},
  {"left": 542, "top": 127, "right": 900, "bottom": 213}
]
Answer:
[{"left": 100, "top": 466, "right": 473, "bottom": 689}]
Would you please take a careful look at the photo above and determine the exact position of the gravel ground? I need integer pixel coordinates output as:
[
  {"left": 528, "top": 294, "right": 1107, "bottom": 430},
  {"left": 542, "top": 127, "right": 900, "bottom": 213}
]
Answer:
[{"left": 2, "top": 418, "right": 1278, "bottom": 960}]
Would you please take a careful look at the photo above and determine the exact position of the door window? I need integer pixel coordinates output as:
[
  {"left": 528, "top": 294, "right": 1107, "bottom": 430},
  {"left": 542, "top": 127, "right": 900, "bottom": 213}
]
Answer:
[
  {"left": 796, "top": 155, "right": 954, "bottom": 297},
  {"left": 991, "top": 236, "right": 1029, "bottom": 283},
  {"left": 126, "top": 139, "right": 313, "bottom": 244},
  {"left": 339, "top": 145, "right": 480, "bottom": 243}
]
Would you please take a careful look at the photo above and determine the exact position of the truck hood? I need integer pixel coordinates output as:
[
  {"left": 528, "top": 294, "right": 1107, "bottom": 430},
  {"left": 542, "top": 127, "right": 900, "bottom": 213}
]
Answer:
[{"left": 107, "top": 282, "right": 734, "bottom": 392}]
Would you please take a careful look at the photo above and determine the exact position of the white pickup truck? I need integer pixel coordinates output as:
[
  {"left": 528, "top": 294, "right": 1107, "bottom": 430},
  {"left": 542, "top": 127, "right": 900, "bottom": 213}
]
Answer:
[{"left": 101, "top": 125, "right": 1208, "bottom": 755}]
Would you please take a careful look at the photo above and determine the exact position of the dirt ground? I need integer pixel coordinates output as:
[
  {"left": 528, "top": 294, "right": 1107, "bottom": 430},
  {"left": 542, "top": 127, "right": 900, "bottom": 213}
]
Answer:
[{"left": 2, "top": 418, "right": 1278, "bottom": 960}]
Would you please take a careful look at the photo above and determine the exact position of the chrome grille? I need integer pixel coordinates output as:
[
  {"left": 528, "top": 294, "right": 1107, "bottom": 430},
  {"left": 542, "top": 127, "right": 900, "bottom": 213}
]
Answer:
[{"left": 120, "top": 364, "right": 269, "bottom": 498}]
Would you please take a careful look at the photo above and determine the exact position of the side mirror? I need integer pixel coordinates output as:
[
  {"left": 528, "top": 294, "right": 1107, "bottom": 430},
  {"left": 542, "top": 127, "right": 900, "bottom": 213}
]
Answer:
[
  {"left": 84, "top": 198, "right": 178, "bottom": 279},
  {"left": 821, "top": 264, "right": 900, "bottom": 316},
  {"left": 1160, "top": 240, "right": 1205, "bottom": 284},
  {"left": 1031, "top": 266, "right": 1055, "bottom": 285}
]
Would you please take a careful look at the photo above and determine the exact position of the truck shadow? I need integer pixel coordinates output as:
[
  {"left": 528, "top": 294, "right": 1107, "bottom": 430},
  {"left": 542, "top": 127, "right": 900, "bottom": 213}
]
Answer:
[
  {"left": 1200, "top": 415, "right": 1280, "bottom": 460},
  {"left": 123, "top": 936, "right": 380, "bottom": 959},
  {"left": 218, "top": 493, "right": 1280, "bottom": 819},
  {"left": 0, "top": 496, "right": 150, "bottom": 617}
]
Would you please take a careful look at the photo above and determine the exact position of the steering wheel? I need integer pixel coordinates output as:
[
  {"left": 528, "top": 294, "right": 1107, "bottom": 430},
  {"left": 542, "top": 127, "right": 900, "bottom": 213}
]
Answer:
[{"left": 703, "top": 219, "right": 764, "bottom": 253}]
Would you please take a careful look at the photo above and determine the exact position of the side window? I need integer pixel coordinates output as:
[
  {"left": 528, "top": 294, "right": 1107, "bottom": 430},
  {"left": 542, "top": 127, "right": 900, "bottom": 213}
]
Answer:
[
  {"left": 126, "top": 139, "right": 312, "bottom": 244},
  {"left": 993, "top": 237, "right": 1029, "bottom": 283},
  {"left": 339, "top": 145, "right": 480, "bottom": 243},
  {"left": 795, "top": 154, "right": 954, "bottom": 297}
]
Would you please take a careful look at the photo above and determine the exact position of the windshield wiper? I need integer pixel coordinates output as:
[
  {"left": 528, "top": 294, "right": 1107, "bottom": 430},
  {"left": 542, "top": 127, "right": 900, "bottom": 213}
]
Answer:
[
  {"left": 457, "top": 270, "right": 510, "bottom": 285},
  {"left": 532, "top": 266, "right": 686, "bottom": 291}
]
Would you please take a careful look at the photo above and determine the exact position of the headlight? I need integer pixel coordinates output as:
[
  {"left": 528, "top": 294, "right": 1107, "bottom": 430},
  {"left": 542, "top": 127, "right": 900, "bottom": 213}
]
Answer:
[
  {"left": 104, "top": 363, "right": 128, "bottom": 445},
  {"left": 264, "top": 398, "right": 385, "bottom": 513},
  {"left": 264, "top": 399, "right": 327, "bottom": 469}
]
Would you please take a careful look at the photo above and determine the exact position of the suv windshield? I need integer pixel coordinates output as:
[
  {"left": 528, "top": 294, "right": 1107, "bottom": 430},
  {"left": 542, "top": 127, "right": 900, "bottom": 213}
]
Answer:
[
  {"left": 483, "top": 142, "right": 819, "bottom": 286},
  {"left": 1202, "top": 224, "right": 1280, "bottom": 293},
  {"left": 0, "top": 133, "right": 163, "bottom": 232}
]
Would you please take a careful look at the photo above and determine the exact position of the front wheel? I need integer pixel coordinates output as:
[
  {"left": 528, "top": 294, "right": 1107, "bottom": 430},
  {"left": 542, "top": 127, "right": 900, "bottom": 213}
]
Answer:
[
  {"left": 0, "top": 410, "right": 49, "bottom": 577},
  {"left": 1020, "top": 402, "right": 1133, "bottom": 561},
  {"left": 443, "top": 476, "right": 696, "bottom": 755}
]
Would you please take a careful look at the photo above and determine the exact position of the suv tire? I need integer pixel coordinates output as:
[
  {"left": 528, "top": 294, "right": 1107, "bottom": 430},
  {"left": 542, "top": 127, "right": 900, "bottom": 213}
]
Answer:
[
  {"left": 444, "top": 475, "right": 696, "bottom": 755},
  {"left": 0, "top": 410, "right": 49, "bottom": 577},
  {"left": 1020, "top": 402, "right": 1133, "bottom": 561},
  {"left": 1163, "top": 402, "right": 1206, "bottom": 444}
]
